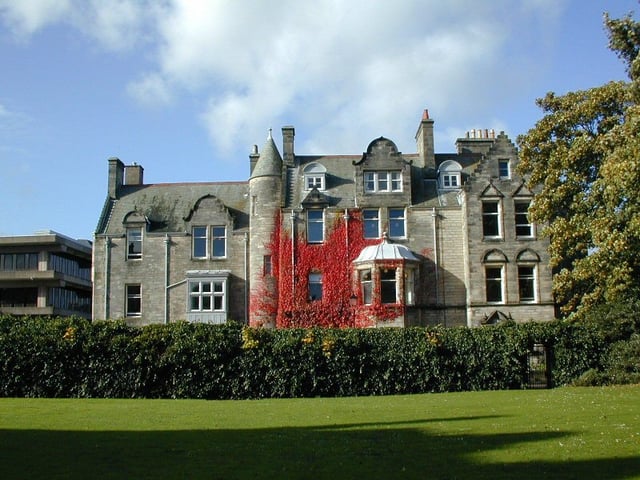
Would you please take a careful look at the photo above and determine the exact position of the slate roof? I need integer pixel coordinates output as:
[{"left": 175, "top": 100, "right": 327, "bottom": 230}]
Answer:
[{"left": 96, "top": 182, "right": 249, "bottom": 235}]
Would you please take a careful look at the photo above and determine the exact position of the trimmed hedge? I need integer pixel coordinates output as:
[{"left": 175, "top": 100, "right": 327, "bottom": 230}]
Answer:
[{"left": 1, "top": 313, "right": 628, "bottom": 399}]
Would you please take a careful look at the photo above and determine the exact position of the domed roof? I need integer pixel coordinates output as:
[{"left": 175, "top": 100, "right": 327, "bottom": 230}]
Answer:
[{"left": 353, "top": 235, "right": 419, "bottom": 263}]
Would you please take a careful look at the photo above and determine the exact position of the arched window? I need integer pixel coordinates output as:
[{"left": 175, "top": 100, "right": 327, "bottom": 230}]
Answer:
[
  {"left": 483, "top": 249, "right": 508, "bottom": 304},
  {"left": 438, "top": 160, "right": 462, "bottom": 190},
  {"left": 303, "top": 162, "right": 327, "bottom": 191}
]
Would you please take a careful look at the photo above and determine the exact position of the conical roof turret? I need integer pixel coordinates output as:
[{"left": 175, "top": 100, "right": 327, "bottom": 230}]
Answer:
[{"left": 250, "top": 129, "right": 283, "bottom": 179}]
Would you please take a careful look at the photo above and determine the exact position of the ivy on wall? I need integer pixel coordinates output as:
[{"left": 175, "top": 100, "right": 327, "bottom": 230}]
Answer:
[{"left": 250, "top": 210, "right": 409, "bottom": 328}]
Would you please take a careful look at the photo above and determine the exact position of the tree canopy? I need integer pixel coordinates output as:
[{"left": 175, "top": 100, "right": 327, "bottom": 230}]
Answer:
[{"left": 517, "top": 12, "right": 640, "bottom": 317}]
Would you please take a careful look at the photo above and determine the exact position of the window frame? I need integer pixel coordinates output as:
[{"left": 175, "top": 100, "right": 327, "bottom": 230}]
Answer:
[
  {"left": 211, "top": 226, "right": 227, "bottom": 258},
  {"left": 485, "top": 266, "right": 504, "bottom": 304},
  {"left": 359, "top": 269, "right": 373, "bottom": 305},
  {"left": 188, "top": 278, "right": 226, "bottom": 313},
  {"left": 380, "top": 268, "right": 398, "bottom": 304},
  {"left": 515, "top": 201, "right": 534, "bottom": 238},
  {"left": 125, "top": 284, "right": 142, "bottom": 317},
  {"left": 498, "top": 159, "right": 510, "bottom": 179},
  {"left": 126, "top": 227, "right": 143, "bottom": 260},
  {"left": 518, "top": 265, "right": 537, "bottom": 303},
  {"left": 364, "top": 170, "right": 403, "bottom": 193},
  {"left": 388, "top": 208, "right": 406, "bottom": 239},
  {"left": 362, "top": 209, "right": 380, "bottom": 239},
  {"left": 482, "top": 200, "right": 502, "bottom": 239},
  {"left": 308, "top": 272, "right": 323, "bottom": 301},
  {"left": 306, "top": 209, "right": 324, "bottom": 243},
  {"left": 304, "top": 175, "right": 325, "bottom": 191}
]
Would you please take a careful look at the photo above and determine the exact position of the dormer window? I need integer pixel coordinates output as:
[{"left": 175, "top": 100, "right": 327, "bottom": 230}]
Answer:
[
  {"left": 303, "top": 162, "right": 326, "bottom": 191},
  {"left": 438, "top": 160, "right": 462, "bottom": 190}
]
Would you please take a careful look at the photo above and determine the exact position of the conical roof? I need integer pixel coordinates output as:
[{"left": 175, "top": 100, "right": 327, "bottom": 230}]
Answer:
[
  {"left": 353, "top": 234, "right": 419, "bottom": 263},
  {"left": 250, "top": 129, "right": 282, "bottom": 179}
]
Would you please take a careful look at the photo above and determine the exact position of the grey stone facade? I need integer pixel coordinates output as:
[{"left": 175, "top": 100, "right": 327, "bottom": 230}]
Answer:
[{"left": 93, "top": 111, "right": 555, "bottom": 327}]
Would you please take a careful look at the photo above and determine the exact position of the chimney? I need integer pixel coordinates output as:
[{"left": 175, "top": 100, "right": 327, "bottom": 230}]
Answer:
[
  {"left": 415, "top": 109, "right": 435, "bottom": 170},
  {"left": 108, "top": 157, "right": 125, "bottom": 199},
  {"left": 249, "top": 144, "right": 260, "bottom": 175},
  {"left": 282, "top": 125, "right": 295, "bottom": 166},
  {"left": 124, "top": 163, "right": 144, "bottom": 186}
]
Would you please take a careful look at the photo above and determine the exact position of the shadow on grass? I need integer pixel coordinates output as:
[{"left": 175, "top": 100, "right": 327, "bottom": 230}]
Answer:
[{"left": 1, "top": 418, "right": 638, "bottom": 480}]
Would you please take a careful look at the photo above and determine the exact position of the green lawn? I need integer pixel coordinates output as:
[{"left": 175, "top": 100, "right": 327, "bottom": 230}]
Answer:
[{"left": 0, "top": 387, "right": 639, "bottom": 479}]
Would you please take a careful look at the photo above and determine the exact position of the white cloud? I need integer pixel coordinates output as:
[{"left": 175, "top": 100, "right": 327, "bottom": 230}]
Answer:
[{"left": 0, "top": 0, "right": 570, "bottom": 158}]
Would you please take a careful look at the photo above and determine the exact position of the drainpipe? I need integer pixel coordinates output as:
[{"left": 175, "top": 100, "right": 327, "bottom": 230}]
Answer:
[
  {"left": 104, "top": 237, "right": 111, "bottom": 320},
  {"left": 290, "top": 210, "right": 297, "bottom": 299},
  {"left": 244, "top": 232, "right": 249, "bottom": 324},
  {"left": 432, "top": 208, "right": 439, "bottom": 305},
  {"left": 164, "top": 234, "right": 170, "bottom": 324}
]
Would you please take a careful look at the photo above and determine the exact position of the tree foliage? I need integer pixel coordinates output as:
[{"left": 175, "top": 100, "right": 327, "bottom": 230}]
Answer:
[{"left": 517, "top": 12, "right": 640, "bottom": 317}]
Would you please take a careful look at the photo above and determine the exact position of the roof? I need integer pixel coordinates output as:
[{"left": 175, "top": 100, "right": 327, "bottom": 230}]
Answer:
[
  {"left": 353, "top": 236, "right": 419, "bottom": 263},
  {"left": 250, "top": 131, "right": 282, "bottom": 179},
  {"left": 96, "top": 181, "right": 249, "bottom": 234}
]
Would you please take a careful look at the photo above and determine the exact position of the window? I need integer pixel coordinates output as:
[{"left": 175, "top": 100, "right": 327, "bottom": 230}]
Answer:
[
  {"left": 442, "top": 174, "right": 459, "bottom": 188},
  {"left": 389, "top": 208, "right": 406, "bottom": 238},
  {"left": 0, "top": 253, "right": 38, "bottom": 271},
  {"left": 482, "top": 201, "right": 501, "bottom": 238},
  {"left": 193, "top": 226, "right": 207, "bottom": 258},
  {"left": 364, "top": 171, "right": 402, "bottom": 193},
  {"left": 405, "top": 269, "right": 415, "bottom": 306},
  {"left": 308, "top": 273, "right": 322, "bottom": 301},
  {"left": 211, "top": 226, "right": 226, "bottom": 258},
  {"left": 485, "top": 267, "right": 503, "bottom": 303},
  {"left": 305, "top": 176, "right": 324, "bottom": 190},
  {"left": 499, "top": 159, "right": 510, "bottom": 179},
  {"left": 303, "top": 163, "right": 327, "bottom": 191},
  {"left": 515, "top": 202, "right": 533, "bottom": 237},
  {"left": 126, "top": 227, "right": 142, "bottom": 260},
  {"left": 380, "top": 268, "right": 397, "bottom": 304},
  {"left": 518, "top": 266, "right": 536, "bottom": 302},
  {"left": 189, "top": 279, "right": 225, "bottom": 312},
  {"left": 126, "top": 284, "right": 141, "bottom": 317},
  {"left": 192, "top": 226, "right": 227, "bottom": 258},
  {"left": 360, "top": 269, "right": 372, "bottom": 305},
  {"left": 307, "top": 209, "right": 324, "bottom": 243},
  {"left": 263, "top": 255, "right": 272, "bottom": 276},
  {"left": 363, "top": 209, "right": 380, "bottom": 239},
  {"left": 438, "top": 160, "right": 462, "bottom": 190}
]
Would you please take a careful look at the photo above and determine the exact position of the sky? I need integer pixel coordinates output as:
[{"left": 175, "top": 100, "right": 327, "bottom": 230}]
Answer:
[{"left": 0, "top": 0, "right": 638, "bottom": 240}]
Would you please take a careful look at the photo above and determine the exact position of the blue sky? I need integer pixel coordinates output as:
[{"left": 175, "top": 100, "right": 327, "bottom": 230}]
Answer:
[{"left": 0, "top": 0, "right": 638, "bottom": 240}]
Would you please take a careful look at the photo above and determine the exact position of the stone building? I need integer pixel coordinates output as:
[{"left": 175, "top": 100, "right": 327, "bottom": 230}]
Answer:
[
  {"left": 0, "top": 231, "right": 92, "bottom": 319},
  {"left": 92, "top": 110, "right": 554, "bottom": 327}
]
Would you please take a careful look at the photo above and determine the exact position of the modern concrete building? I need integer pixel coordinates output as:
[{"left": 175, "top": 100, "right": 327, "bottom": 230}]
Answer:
[
  {"left": 93, "top": 110, "right": 554, "bottom": 327},
  {"left": 0, "top": 231, "right": 92, "bottom": 319}
]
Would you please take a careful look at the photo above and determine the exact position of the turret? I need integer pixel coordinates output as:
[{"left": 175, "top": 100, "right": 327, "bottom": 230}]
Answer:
[{"left": 248, "top": 130, "right": 283, "bottom": 327}]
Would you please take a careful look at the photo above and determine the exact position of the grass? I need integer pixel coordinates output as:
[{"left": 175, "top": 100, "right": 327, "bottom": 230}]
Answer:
[{"left": 0, "top": 387, "right": 639, "bottom": 479}]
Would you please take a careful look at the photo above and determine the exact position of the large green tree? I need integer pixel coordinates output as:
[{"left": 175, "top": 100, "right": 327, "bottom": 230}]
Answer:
[{"left": 517, "top": 12, "right": 640, "bottom": 317}]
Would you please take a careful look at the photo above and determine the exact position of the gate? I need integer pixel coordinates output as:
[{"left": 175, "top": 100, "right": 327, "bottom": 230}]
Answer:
[{"left": 527, "top": 343, "right": 551, "bottom": 388}]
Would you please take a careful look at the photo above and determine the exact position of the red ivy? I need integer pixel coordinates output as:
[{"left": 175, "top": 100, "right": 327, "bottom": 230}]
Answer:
[{"left": 250, "top": 210, "right": 409, "bottom": 328}]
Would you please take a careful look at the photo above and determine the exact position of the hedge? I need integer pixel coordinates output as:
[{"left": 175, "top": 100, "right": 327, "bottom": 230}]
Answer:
[{"left": 0, "top": 313, "right": 626, "bottom": 399}]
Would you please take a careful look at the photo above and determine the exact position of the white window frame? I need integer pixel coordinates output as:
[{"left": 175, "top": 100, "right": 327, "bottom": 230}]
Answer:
[
  {"left": 359, "top": 269, "right": 372, "bottom": 305},
  {"left": 442, "top": 174, "right": 460, "bottom": 189},
  {"left": 498, "top": 159, "right": 511, "bottom": 179},
  {"left": 192, "top": 226, "right": 208, "bottom": 259},
  {"left": 364, "top": 171, "right": 403, "bottom": 193},
  {"left": 211, "top": 226, "right": 227, "bottom": 258},
  {"left": 307, "top": 209, "right": 324, "bottom": 243},
  {"left": 126, "top": 227, "right": 143, "bottom": 260},
  {"left": 380, "top": 268, "right": 398, "bottom": 304},
  {"left": 125, "top": 284, "right": 142, "bottom": 317},
  {"left": 515, "top": 201, "right": 534, "bottom": 238},
  {"left": 303, "top": 163, "right": 327, "bottom": 191},
  {"left": 485, "top": 265, "right": 505, "bottom": 304},
  {"left": 518, "top": 264, "right": 537, "bottom": 303},
  {"left": 362, "top": 209, "right": 380, "bottom": 239},
  {"left": 388, "top": 208, "right": 406, "bottom": 239},
  {"left": 438, "top": 160, "right": 463, "bottom": 190},
  {"left": 189, "top": 278, "right": 226, "bottom": 312},
  {"left": 482, "top": 200, "right": 502, "bottom": 239}
]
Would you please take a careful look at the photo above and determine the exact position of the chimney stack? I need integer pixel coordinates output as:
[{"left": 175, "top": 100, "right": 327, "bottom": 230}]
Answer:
[{"left": 415, "top": 109, "right": 435, "bottom": 170}]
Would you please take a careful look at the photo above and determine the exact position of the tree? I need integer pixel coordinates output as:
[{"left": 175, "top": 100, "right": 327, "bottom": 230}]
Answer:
[{"left": 517, "top": 12, "right": 640, "bottom": 317}]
